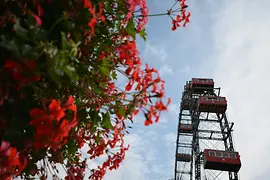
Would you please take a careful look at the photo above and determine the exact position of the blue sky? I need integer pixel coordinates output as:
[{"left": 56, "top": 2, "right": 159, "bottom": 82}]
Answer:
[
  {"left": 13, "top": 0, "right": 270, "bottom": 180},
  {"left": 101, "top": 0, "right": 270, "bottom": 180}
]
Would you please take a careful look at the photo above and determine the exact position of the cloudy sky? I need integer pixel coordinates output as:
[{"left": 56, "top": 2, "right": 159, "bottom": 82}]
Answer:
[{"left": 100, "top": 0, "right": 270, "bottom": 180}]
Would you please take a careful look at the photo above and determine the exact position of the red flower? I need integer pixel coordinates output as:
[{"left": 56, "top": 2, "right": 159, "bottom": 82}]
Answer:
[
  {"left": 170, "top": 0, "right": 191, "bottom": 30},
  {"left": 30, "top": 96, "right": 77, "bottom": 151},
  {"left": 84, "top": 1, "right": 106, "bottom": 34},
  {"left": 30, "top": 12, "right": 42, "bottom": 26},
  {"left": 183, "top": 12, "right": 191, "bottom": 27},
  {"left": 172, "top": 19, "right": 180, "bottom": 31},
  {"left": 64, "top": 96, "right": 77, "bottom": 113},
  {"left": 4, "top": 59, "right": 40, "bottom": 89},
  {"left": 0, "top": 141, "right": 27, "bottom": 179},
  {"left": 48, "top": 100, "right": 65, "bottom": 121}
]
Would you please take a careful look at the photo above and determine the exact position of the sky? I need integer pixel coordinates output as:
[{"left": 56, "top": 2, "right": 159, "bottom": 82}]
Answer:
[
  {"left": 10, "top": 0, "right": 270, "bottom": 180},
  {"left": 100, "top": 0, "right": 270, "bottom": 180}
]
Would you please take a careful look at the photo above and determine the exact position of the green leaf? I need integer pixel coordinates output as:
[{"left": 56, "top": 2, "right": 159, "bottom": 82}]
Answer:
[
  {"left": 61, "top": 32, "right": 68, "bottom": 50},
  {"left": 44, "top": 43, "right": 58, "bottom": 58},
  {"left": 77, "top": 108, "right": 88, "bottom": 123},
  {"left": 27, "top": 12, "right": 36, "bottom": 27},
  {"left": 100, "top": 66, "right": 109, "bottom": 77},
  {"left": 116, "top": 19, "right": 122, "bottom": 31},
  {"left": 34, "top": 28, "right": 48, "bottom": 41},
  {"left": 21, "top": 44, "right": 40, "bottom": 59},
  {"left": 13, "top": 18, "right": 29, "bottom": 40},
  {"left": 100, "top": 57, "right": 111, "bottom": 77},
  {"left": 111, "top": 71, "right": 117, "bottom": 80},
  {"left": 124, "top": 20, "right": 136, "bottom": 39},
  {"left": 48, "top": 67, "right": 61, "bottom": 86},
  {"left": 139, "top": 28, "right": 147, "bottom": 41},
  {"left": 126, "top": 104, "right": 135, "bottom": 116},
  {"left": 89, "top": 109, "right": 101, "bottom": 127},
  {"left": 95, "top": 135, "right": 102, "bottom": 144},
  {"left": 92, "top": 87, "right": 101, "bottom": 94},
  {"left": 102, "top": 112, "right": 113, "bottom": 129},
  {"left": 70, "top": 42, "right": 81, "bottom": 57},
  {"left": 118, "top": 106, "right": 125, "bottom": 117},
  {"left": 66, "top": 140, "right": 77, "bottom": 155},
  {"left": 63, "top": 65, "right": 78, "bottom": 81},
  {"left": 75, "top": 99, "right": 81, "bottom": 108},
  {"left": 63, "top": 20, "right": 75, "bottom": 31},
  {"left": 0, "top": 36, "right": 20, "bottom": 57},
  {"left": 21, "top": 44, "right": 32, "bottom": 56}
]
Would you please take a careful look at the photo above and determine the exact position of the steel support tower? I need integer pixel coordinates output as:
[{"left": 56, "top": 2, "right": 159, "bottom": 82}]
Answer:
[{"left": 174, "top": 78, "right": 241, "bottom": 180}]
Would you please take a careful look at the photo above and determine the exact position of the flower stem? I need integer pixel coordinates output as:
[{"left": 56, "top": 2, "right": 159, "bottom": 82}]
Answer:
[
  {"left": 137, "top": 12, "right": 169, "bottom": 18},
  {"left": 147, "top": 13, "right": 169, "bottom": 17}
]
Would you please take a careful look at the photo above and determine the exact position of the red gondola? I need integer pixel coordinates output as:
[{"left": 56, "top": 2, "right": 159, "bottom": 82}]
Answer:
[
  {"left": 179, "top": 124, "right": 193, "bottom": 133},
  {"left": 203, "top": 149, "right": 241, "bottom": 172},
  {"left": 181, "top": 102, "right": 189, "bottom": 110},
  {"left": 198, "top": 96, "right": 227, "bottom": 113},
  {"left": 191, "top": 78, "right": 214, "bottom": 93},
  {"left": 176, "top": 153, "right": 192, "bottom": 162}
]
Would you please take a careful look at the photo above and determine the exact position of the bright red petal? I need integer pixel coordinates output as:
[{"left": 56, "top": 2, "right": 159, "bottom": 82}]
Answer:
[
  {"left": 31, "top": 13, "right": 42, "bottom": 26},
  {"left": 49, "top": 100, "right": 61, "bottom": 111},
  {"left": 144, "top": 120, "right": 152, "bottom": 126},
  {"left": 30, "top": 108, "right": 45, "bottom": 117},
  {"left": 55, "top": 111, "right": 65, "bottom": 121},
  {"left": 0, "top": 141, "right": 10, "bottom": 153},
  {"left": 66, "top": 96, "right": 75, "bottom": 105},
  {"left": 133, "top": 110, "right": 140, "bottom": 116},
  {"left": 5, "top": 60, "right": 18, "bottom": 69},
  {"left": 67, "top": 104, "right": 77, "bottom": 112}
]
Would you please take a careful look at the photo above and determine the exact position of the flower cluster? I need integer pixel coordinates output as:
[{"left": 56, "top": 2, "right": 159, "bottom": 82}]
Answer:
[
  {"left": 0, "top": 0, "right": 190, "bottom": 179},
  {"left": 171, "top": 0, "right": 191, "bottom": 30},
  {"left": 30, "top": 96, "right": 77, "bottom": 151},
  {"left": 125, "top": 0, "right": 149, "bottom": 31},
  {"left": 0, "top": 141, "right": 27, "bottom": 179}
]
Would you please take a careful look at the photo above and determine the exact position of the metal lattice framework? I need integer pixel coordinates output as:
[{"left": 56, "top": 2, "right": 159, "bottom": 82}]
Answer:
[{"left": 173, "top": 78, "right": 241, "bottom": 180}]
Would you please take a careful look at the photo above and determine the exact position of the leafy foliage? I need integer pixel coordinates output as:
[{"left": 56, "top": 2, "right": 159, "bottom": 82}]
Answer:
[{"left": 0, "top": 0, "right": 190, "bottom": 179}]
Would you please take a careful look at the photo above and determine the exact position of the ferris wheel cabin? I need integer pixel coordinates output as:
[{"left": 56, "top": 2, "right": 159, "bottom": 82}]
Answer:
[
  {"left": 191, "top": 78, "right": 214, "bottom": 93},
  {"left": 181, "top": 102, "right": 189, "bottom": 110},
  {"left": 176, "top": 153, "right": 192, "bottom": 162},
  {"left": 179, "top": 124, "right": 193, "bottom": 133},
  {"left": 203, "top": 149, "right": 241, "bottom": 173},
  {"left": 198, "top": 96, "right": 227, "bottom": 113}
]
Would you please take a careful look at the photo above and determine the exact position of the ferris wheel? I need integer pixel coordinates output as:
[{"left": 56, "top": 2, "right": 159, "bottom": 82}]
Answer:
[{"left": 174, "top": 78, "right": 241, "bottom": 180}]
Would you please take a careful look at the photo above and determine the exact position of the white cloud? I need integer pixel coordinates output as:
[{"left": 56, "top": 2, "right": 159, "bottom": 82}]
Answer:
[
  {"left": 104, "top": 133, "right": 149, "bottom": 180},
  {"left": 210, "top": 0, "right": 270, "bottom": 179},
  {"left": 158, "top": 116, "right": 169, "bottom": 124},
  {"left": 159, "top": 64, "right": 173, "bottom": 76},
  {"left": 176, "top": 65, "right": 190, "bottom": 74},
  {"left": 103, "top": 131, "right": 158, "bottom": 180},
  {"left": 102, "top": 120, "right": 178, "bottom": 180},
  {"left": 168, "top": 103, "right": 179, "bottom": 117},
  {"left": 159, "top": 64, "right": 190, "bottom": 77},
  {"left": 143, "top": 41, "right": 168, "bottom": 62},
  {"left": 163, "top": 132, "right": 176, "bottom": 148}
]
